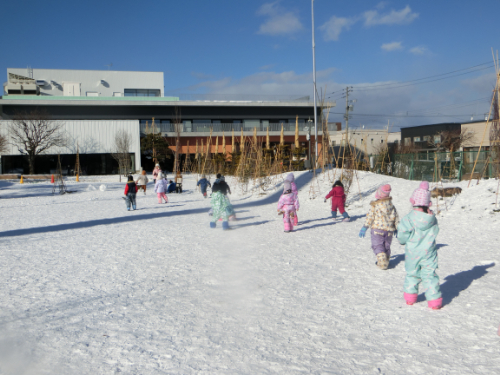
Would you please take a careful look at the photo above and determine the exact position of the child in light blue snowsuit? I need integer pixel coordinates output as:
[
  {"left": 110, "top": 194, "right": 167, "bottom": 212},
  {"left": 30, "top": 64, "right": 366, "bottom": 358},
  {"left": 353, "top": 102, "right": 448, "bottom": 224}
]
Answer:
[{"left": 397, "top": 181, "right": 442, "bottom": 310}]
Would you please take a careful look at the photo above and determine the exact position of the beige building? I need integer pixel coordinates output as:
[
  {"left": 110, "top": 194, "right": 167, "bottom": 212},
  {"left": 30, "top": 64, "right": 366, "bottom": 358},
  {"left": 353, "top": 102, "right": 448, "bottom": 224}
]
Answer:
[
  {"left": 461, "top": 120, "right": 493, "bottom": 151},
  {"left": 329, "top": 127, "right": 401, "bottom": 155}
]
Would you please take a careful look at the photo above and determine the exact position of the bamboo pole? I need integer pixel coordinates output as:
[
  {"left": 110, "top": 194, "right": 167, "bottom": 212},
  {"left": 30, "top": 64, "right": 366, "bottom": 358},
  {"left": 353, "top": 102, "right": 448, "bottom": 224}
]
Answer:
[
  {"left": 240, "top": 128, "right": 245, "bottom": 152},
  {"left": 266, "top": 127, "right": 270, "bottom": 149},
  {"left": 253, "top": 127, "right": 257, "bottom": 145},
  {"left": 295, "top": 115, "right": 299, "bottom": 148},
  {"left": 215, "top": 136, "right": 219, "bottom": 155},
  {"left": 232, "top": 129, "right": 235, "bottom": 153},
  {"left": 280, "top": 123, "right": 284, "bottom": 146}
]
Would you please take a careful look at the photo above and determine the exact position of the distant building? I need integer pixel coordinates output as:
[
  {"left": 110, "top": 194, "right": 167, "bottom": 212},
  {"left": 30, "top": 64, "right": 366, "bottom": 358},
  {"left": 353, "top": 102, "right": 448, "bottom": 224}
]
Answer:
[
  {"left": 329, "top": 124, "right": 400, "bottom": 155},
  {"left": 400, "top": 123, "right": 461, "bottom": 151},
  {"left": 1, "top": 68, "right": 334, "bottom": 174}
]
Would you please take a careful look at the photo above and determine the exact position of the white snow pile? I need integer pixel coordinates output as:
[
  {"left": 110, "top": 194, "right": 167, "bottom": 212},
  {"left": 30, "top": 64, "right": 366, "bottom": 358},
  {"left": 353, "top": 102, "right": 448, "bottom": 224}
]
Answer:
[{"left": 0, "top": 171, "right": 499, "bottom": 374}]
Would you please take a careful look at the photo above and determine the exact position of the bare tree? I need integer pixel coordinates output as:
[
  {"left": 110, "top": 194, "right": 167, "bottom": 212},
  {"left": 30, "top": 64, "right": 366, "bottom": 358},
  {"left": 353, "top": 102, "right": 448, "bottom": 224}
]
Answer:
[
  {"left": 9, "top": 110, "right": 66, "bottom": 174},
  {"left": 112, "top": 130, "right": 132, "bottom": 179},
  {"left": 430, "top": 129, "right": 475, "bottom": 152},
  {"left": 0, "top": 133, "right": 7, "bottom": 154}
]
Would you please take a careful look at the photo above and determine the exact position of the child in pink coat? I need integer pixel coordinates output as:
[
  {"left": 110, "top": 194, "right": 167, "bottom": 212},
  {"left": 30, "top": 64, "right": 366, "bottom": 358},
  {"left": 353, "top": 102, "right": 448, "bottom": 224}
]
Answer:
[
  {"left": 285, "top": 173, "right": 299, "bottom": 225},
  {"left": 277, "top": 181, "right": 300, "bottom": 233},
  {"left": 325, "top": 180, "right": 350, "bottom": 222}
]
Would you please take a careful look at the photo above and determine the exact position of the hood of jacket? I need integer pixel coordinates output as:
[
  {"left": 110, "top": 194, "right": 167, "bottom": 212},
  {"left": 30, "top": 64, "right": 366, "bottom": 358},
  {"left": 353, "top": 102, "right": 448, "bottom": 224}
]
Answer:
[
  {"left": 406, "top": 210, "right": 437, "bottom": 231},
  {"left": 285, "top": 173, "right": 295, "bottom": 183},
  {"left": 370, "top": 197, "right": 392, "bottom": 206}
]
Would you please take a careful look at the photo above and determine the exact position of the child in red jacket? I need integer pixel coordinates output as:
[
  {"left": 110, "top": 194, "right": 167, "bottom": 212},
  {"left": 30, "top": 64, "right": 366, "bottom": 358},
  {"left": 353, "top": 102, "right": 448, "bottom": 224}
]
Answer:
[{"left": 324, "top": 180, "right": 350, "bottom": 222}]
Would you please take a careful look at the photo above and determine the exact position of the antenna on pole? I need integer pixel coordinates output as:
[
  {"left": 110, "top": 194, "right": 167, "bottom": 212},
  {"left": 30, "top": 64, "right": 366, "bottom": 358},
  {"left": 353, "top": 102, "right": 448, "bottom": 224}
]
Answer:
[
  {"left": 311, "top": 0, "right": 318, "bottom": 173},
  {"left": 105, "top": 63, "right": 113, "bottom": 70}
]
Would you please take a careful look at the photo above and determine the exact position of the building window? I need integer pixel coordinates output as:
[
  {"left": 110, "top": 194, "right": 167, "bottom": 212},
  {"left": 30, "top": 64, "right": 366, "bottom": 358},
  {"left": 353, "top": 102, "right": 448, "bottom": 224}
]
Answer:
[
  {"left": 331, "top": 141, "right": 336, "bottom": 146},
  {"left": 404, "top": 137, "right": 411, "bottom": 145},
  {"left": 124, "top": 89, "right": 160, "bottom": 97},
  {"left": 414, "top": 136, "right": 421, "bottom": 142},
  {"left": 434, "top": 135, "right": 441, "bottom": 144},
  {"left": 423, "top": 135, "right": 430, "bottom": 142}
]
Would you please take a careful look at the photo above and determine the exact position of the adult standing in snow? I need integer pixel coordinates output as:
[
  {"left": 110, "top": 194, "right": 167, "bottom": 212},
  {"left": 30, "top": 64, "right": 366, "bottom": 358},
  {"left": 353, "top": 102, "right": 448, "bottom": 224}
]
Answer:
[
  {"left": 324, "top": 180, "right": 350, "bottom": 222},
  {"left": 397, "top": 181, "right": 442, "bottom": 310},
  {"left": 197, "top": 175, "right": 211, "bottom": 198},
  {"left": 285, "top": 173, "right": 299, "bottom": 225},
  {"left": 152, "top": 164, "right": 161, "bottom": 184},
  {"left": 124, "top": 175, "right": 138, "bottom": 211},
  {"left": 358, "top": 184, "right": 399, "bottom": 270},
  {"left": 154, "top": 173, "right": 168, "bottom": 204},
  {"left": 135, "top": 170, "right": 149, "bottom": 195}
]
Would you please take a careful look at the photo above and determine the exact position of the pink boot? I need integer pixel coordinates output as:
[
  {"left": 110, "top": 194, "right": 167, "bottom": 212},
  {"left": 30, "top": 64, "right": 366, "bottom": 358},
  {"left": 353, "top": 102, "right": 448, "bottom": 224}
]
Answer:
[
  {"left": 404, "top": 292, "right": 418, "bottom": 305},
  {"left": 293, "top": 215, "right": 298, "bottom": 226},
  {"left": 284, "top": 223, "right": 292, "bottom": 232},
  {"left": 428, "top": 298, "right": 443, "bottom": 310}
]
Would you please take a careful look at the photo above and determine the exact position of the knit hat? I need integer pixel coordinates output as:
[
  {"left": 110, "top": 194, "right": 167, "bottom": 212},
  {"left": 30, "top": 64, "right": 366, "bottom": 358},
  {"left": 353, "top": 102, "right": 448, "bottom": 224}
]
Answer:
[
  {"left": 410, "top": 181, "right": 432, "bottom": 207},
  {"left": 285, "top": 173, "right": 295, "bottom": 182},
  {"left": 375, "top": 184, "right": 391, "bottom": 199},
  {"left": 283, "top": 180, "right": 292, "bottom": 192},
  {"left": 127, "top": 175, "right": 134, "bottom": 182},
  {"left": 157, "top": 172, "right": 163, "bottom": 179}
]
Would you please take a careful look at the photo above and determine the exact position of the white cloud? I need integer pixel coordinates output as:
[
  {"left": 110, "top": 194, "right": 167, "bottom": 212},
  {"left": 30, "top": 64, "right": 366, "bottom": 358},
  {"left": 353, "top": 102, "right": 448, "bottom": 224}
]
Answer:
[
  {"left": 381, "top": 42, "right": 403, "bottom": 51},
  {"left": 259, "top": 64, "right": 276, "bottom": 70},
  {"left": 191, "top": 72, "right": 214, "bottom": 80},
  {"left": 257, "top": 2, "right": 303, "bottom": 36},
  {"left": 409, "top": 46, "right": 427, "bottom": 55},
  {"left": 319, "top": 16, "right": 357, "bottom": 41},
  {"left": 376, "top": 2, "right": 388, "bottom": 10},
  {"left": 364, "top": 5, "right": 418, "bottom": 26}
]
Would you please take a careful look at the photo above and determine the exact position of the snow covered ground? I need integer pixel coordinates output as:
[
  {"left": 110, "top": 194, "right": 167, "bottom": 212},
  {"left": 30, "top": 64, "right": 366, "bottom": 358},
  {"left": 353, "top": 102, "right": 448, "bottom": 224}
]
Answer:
[{"left": 0, "top": 170, "right": 499, "bottom": 374}]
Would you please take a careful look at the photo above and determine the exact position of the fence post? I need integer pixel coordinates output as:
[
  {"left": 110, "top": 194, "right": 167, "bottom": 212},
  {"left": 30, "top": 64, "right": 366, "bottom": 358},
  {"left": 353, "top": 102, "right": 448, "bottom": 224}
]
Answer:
[
  {"left": 409, "top": 154, "right": 414, "bottom": 180},
  {"left": 458, "top": 151, "right": 463, "bottom": 181}
]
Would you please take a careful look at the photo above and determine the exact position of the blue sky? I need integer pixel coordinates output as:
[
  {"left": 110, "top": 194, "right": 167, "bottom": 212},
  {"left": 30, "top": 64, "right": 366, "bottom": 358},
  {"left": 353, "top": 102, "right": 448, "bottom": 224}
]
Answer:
[{"left": 1, "top": 0, "right": 498, "bottom": 129}]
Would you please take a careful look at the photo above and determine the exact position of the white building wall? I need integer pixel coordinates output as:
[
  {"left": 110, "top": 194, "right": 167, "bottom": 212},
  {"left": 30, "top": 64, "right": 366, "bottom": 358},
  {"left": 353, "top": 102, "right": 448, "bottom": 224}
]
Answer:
[
  {"left": 0, "top": 120, "right": 141, "bottom": 172},
  {"left": 6, "top": 68, "right": 164, "bottom": 97},
  {"left": 329, "top": 130, "right": 401, "bottom": 155}
]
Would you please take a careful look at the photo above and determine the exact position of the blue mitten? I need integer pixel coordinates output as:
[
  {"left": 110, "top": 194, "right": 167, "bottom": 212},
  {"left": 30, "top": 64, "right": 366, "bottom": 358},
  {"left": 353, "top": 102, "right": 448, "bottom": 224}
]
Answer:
[
  {"left": 394, "top": 230, "right": 398, "bottom": 238},
  {"left": 359, "top": 226, "right": 368, "bottom": 238}
]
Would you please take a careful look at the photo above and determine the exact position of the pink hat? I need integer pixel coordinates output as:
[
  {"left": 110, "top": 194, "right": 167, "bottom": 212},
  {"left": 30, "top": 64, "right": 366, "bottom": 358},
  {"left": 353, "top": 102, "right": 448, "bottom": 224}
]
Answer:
[
  {"left": 375, "top": 184, "right": 391, "bottom": 199},
  {"left": 410, "top": 181, "right": 432, "bottom": 207}
]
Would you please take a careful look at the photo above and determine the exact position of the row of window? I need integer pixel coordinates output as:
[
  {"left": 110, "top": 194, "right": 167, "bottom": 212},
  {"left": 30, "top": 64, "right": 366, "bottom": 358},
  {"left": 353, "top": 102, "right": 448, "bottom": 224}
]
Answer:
[
  {"left": 124, "top": 89, "right": 161, "bottom": 97},
  {"left": 404, "top": 135, "right": 441, "bottom": 145}
]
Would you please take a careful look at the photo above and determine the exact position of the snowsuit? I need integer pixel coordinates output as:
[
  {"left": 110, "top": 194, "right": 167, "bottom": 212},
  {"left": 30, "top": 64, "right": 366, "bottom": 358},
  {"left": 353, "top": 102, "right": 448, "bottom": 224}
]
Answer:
[
  {"left": 398, "top": 210, "right": 441, "bottom": 302},
  {"left": 136, "top": 174, "right": 149, "bottom": 193},
  {"left": 197, "top": 178, "right": 211, "bottom": 197},
  {"left": 167, "top": 182, "right": 176, "bottom": 193},
  {"left": 277, "top": 191, "right": 300, "bottom": 232},
  {"left": 325, "top": 186, "right": 349, "bottom": 220},
  {"left": 364, "top": 197, "right": 399, "bottom": 259},
  {"left": 285, "top": 173, "right": 299, "bottom": 225},
  {"left": 210, "top": 191, "right": 230, "bottom": 229},
  {"left": 152, "top": 167, "right": 161, "bottom": 183},
  {"left": 124, "top": 181, "right": 138, "bottom": 210},
  {"left": 154, "top": 178, "right": 168, "bottom": 203},
  {"left": 212, "top": 180, "right": 235, "bottom": 219}
]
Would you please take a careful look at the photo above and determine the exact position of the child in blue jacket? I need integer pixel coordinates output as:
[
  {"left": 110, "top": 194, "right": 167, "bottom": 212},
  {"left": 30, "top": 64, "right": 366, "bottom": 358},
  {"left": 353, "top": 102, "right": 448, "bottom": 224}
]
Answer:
[{"left": 397, "top": 181, "right": 442, "bottom": 310}]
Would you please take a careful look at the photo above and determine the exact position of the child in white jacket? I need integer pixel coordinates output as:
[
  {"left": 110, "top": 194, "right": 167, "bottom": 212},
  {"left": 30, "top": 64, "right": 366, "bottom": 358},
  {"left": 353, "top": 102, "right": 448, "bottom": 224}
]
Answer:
[{"left": 154, "top": 173, "right": 168, "bottom": 204}]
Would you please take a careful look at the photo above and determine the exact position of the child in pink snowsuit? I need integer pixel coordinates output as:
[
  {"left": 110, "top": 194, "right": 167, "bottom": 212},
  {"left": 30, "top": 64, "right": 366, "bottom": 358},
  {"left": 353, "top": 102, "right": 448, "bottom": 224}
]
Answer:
[
  {"left": 154, "top": 173, "right": 168, "bottom": 204},
  {"left": 285, "top": 173, "right": 299, "bottom": 225},
  {"left": 277, "top": 181, "right": 300, "bottom": 233},
  {"left": 325, "top": 180, "right": 350, "bottom": 222}
]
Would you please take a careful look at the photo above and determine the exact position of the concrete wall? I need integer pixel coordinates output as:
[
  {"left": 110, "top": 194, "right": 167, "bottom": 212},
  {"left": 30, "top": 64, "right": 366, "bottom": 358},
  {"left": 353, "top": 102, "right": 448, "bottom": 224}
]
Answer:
[
  {"left": 0, "top": 119, "right": 141, "bottom": 172},
  {"left": 6, "top": 68, "right": 164, "bottom": 98}
]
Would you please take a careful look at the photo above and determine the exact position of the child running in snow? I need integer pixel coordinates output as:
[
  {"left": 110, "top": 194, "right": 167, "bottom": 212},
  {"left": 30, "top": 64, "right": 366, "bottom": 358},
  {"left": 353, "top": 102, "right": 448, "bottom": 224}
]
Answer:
[
  {"left": 277, "top": 181, "right": 300, "bottom": 233},
  {"left": 285, "top": 173, "right": 299, "bottom": 225},
  {"left": 197, "top": 175, "right": 211, "bottom": 198},
  {"left": 124, "top": 175, "right": 138, "bottom": 211},
  {"left": 154, "top": 173, "right": 168, "bottom": 204},
  {"left": 324, "top": 180, "right": 350, "bottom": 222},
  {"left": 359, "top": 184, "right": 399, "bottom": 270},
  {"left": 210, "top": 183, "right": 230, "bottom": 230},
  {"left": 397, "top": 181, "right": 442, "bottom": 310}
]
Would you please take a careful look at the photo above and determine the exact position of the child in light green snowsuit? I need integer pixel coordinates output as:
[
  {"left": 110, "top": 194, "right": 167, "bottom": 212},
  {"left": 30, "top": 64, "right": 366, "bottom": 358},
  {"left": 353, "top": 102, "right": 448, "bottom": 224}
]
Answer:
[
  {"left": 210, "top": 191, "right": 230, "bottom": 229},
  {"left": 397, "top": 181, "right": 442, "bottom": 309}
]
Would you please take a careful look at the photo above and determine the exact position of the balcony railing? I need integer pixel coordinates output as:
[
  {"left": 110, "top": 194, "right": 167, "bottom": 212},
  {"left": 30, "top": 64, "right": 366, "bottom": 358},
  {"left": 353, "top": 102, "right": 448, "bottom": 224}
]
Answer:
[{"left": 140, "top": 122, "right": 337, "bottom": 134}]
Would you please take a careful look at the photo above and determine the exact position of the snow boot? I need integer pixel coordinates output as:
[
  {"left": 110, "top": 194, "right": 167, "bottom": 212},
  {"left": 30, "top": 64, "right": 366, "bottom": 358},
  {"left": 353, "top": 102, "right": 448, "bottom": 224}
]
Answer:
[
  {"left": 404, "top": 292, "right": 418, "bottom": 305},
  {"left": 222, "top": 221, "right": 229, "bottom": 230},
  {"left": 293, "top": 214, "right": 298, "bottom": 226},
  {"left": 132, "top": 205, "right": 136, "bottom": 210},
  {"left": 284, "top": 223, "right": 292, "bottom": 233},
  {"left": 376, "top": 253, "right": 389, "bottom": 270},
  {"left": 210, "top": 222, "right": 216, "bottom": 229},
  {"left": 428, "top": 298, "right": 443, "bottom": 310}
]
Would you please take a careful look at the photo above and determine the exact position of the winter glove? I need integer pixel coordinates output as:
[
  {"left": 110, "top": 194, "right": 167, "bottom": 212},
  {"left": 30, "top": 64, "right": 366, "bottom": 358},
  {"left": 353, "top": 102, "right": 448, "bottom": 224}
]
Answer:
[
  {"left": 324, "top": 198, "right": 327, "bottom": 203},
  {"left": 393, "top": 230, "right": 398, "bottom": 238},
  {"left": 358, "top": 226, "right": 368, "bottom": 238}
]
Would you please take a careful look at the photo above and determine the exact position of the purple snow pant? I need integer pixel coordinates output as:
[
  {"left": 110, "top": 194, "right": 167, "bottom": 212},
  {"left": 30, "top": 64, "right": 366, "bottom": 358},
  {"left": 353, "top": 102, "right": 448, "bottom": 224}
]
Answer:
[{"left": 371, "top": 229, "right": 393, "bottom": 258}]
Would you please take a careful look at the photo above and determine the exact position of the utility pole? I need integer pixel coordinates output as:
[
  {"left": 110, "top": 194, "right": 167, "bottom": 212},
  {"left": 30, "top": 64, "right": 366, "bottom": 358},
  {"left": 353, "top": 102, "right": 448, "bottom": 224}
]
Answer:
[
  {"left": 344, "top": 86, "right": 353, "bottom": 145},
  {"left": 311, "top": 0, "right": 318, "bottom": 171}
]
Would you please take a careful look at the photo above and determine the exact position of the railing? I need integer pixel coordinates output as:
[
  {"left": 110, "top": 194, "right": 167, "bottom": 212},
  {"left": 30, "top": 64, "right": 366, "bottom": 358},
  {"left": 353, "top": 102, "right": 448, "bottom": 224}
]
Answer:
[
  {"left": 162, "top": 93, "right": 311, "bottom": 102},
  {"left": 140, "top": 122, "right": 337, "bottom": 134}
]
